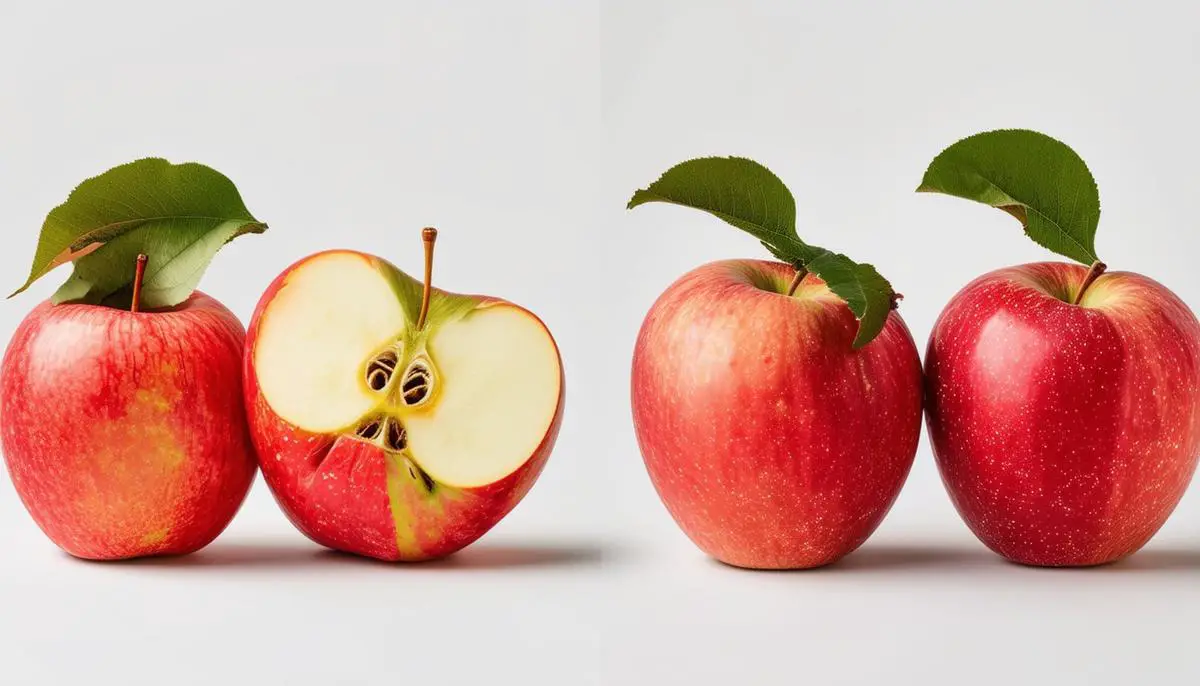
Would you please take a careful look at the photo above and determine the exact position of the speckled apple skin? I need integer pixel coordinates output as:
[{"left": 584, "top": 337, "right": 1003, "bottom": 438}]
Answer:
[
  {"left": 632, "top": 260, "right": 923, "bottom": 570},
  {"left": 926, "top": 262, "right": 1200, "bottom": 567},
  {"left": 244, "top": 251, "right": 564, "bottom": 562},
  {"left": 0, "top": 294, "right": 257, "bottom": 560}
]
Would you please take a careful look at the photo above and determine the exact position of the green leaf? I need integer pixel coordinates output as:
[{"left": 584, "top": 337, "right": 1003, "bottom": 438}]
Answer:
[
  {"left": 805, "top": 248, "right": 895, "bottom": 348},
  {"left": 917, "top": 129, "right": 1101, "bottom": 265},
  {"left": 627, "top": 156, "right": 807, "bottom": 258},
  {"left": 628, "top": 156, "right": 897, "bottom": 348},
  {"left": 15, "top": 158, "right": 266, "bottom": 309},
  {"left": 51, "top": 220, "right": 266, "bottom": 308}
]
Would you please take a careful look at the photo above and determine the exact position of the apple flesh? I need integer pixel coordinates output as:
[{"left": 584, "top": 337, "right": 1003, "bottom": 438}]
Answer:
[
  {"left": 0, "top": 293, "right": 256, "bottom": 560},
  {"left": 926, "top": 262, "right": 1200, "bottom": 566},
  {"left": 244, "top": 250, "right": 563, "bottom": 561},
  {"left": 632, "top": 259, "right": 923, "bottom": 569}
]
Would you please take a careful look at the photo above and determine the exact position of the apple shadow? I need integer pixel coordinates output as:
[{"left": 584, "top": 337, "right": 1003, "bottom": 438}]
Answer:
[
  {"left": 92, "top": 540, "right": 330, "bottom": 569},
  {"left": 411, "top": 542, "right": 604, "bottom": 570},
  {"left": 833, "top": 543, "right": 1200, "bottom": 574},
  {"left": 82, "top": 538, "right": 606, "bottom": 572},
  {"left": 708, "top": 542, "right": 996, "bottom": 574},
  {"left": 830, "top": 542, "right": 995, "bottom": 572},
  {"left": 1088, "top": 547, "right": 1200, "bottom": 573}
]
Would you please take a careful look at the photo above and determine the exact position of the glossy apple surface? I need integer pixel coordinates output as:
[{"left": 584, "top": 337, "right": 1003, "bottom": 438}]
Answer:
[
  {"left": 632, "top": 259, "right": 923, "bottom": 569},
  {"left": 244, "top": 250, "right": 564, "bottom": 561},
  {"left": 0, "top": 293, "right": 256, "bottom": 560},
  {"left": 926, "top": 262, "right": 1200, "bottom": 566}
]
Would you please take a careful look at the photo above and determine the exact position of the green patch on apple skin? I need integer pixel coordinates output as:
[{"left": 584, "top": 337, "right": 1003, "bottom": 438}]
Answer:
[
  {"left": 133, "top": 388, "right": 172, "bottom": 414},
  {"left": 140, "top": 528, "right": 169, "bottom": 547},
  {"left": 628, "top": 157, "right": 897, "bottom": 348},
  {"left": 12, "top": 158, "right": 266, "bottom": 310},
  {"left": 384, "top": 453, "right": 422, "bottom": 558},
  {"left": 383, "top": 451, "right": 465, "bottom": 560},
  {"left": 917, "top": 129, "right": 1102, "bottom": 266},
  {"left": 117, "top": 379, "right": 187, "bottom": 471}
]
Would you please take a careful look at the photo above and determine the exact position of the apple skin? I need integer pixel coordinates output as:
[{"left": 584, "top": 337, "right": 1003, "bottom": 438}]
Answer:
[
  {"left": 632, "top": 259, "right": 923, "bottom": 569},
  {"left": 0, "top": 293, "right": 257, "bottom": 560},
  {"left": 243, "top": 250, "right": 564, "bottom": 562},
  {"left": 926, "top": 262, "right": 1200, "bottom": 566}
]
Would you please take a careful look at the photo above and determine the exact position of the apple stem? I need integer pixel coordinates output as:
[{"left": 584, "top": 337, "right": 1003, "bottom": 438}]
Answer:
[
  {"left": 417, "top": 227, "right": 438, "bottom": 329},
  {"left": 131, "top": 254, "right": 148, "bottom": 313},
  {"left": 786, "top": 266, "right": 809, "bottom": 297},
  {"left": 1072, "top": 260, "right": 1107, "bottom": 305}
]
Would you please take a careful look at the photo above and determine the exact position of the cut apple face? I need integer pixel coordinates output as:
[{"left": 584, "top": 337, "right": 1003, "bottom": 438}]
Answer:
[
  {"left": 405, "top": 305, "right": 561, "bottom": 486},
  {"left": 254, "top": 252, "right": 406, "bottom": 433},
  {"left": 252, "top": 250, "right": 562, "bottom": 489}
]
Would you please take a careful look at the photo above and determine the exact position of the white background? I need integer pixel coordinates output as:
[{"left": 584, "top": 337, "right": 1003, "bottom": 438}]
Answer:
[{"left": 1, "top": 1, "right": 1198, "bottom": 684}]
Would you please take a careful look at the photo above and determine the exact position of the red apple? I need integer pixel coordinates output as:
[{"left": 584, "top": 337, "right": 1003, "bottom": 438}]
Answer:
[
  {"left": 0, "top": 293, "right": 256, "bottom": 560},
  {"left": 244, "top": 244, "right": 564, "bottom": 562},
  {"left": 926, "top": 262, "right": 1200, "bottom": 566},
  {"left": 632, "top": 259, "right": 923, "bottom": 569}
]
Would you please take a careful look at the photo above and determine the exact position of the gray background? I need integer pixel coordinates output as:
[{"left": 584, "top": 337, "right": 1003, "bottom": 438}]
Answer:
[{"left": 1, "top": 1, "right": 1198, "bottom": 684}]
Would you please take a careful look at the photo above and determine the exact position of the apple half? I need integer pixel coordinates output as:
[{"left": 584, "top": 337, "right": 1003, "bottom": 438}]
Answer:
[{"left": 244, "top": 232, "right": 563, "bottom": 561}]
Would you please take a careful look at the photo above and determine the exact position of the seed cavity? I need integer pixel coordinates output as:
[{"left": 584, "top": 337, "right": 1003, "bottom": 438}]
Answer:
[
  {"left": 401, "top": 361, "right": 434, "bottom": 406},
  {"left": 384, "top": 418, "right": 408, "bottom": 451},
  {"left": 355, "top": 416, "right": 384, "bottom": 441},
  {"left": 352, "top": 414, "right": 408, "bottom": 452},
  {"left": 366, "top": 349, "right": 399, "bottom": 392}
]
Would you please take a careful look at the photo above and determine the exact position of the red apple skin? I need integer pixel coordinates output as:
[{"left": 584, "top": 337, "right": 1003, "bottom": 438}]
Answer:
[
  {"left": 243, "top": 251, "right": 565, "bottom": 562},
  {"left": 632, "top": 259, "right": 923, "bottom": 569},
  {"left": 0, "top": 293, "right": 257, "bottom": 560},
  {"left": 926, "top": 262, "right": 1200, "bottom": 566}
]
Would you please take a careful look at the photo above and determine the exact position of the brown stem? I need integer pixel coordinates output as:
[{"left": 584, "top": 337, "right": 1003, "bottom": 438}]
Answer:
[
  {"left": 131, "top": 254, "right": 148, "bottom": 313},
  {"left": 417, "top": 227, "right": 438, "bottom": 329},
  {"left": 1072, "top": 260, "right": 1107, "bottom": 305},
  {"left": 786, "top": 266, "right": 809, "bottom": 297}
]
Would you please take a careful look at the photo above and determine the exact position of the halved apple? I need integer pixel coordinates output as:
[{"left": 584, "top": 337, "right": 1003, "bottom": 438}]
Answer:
[{"left": 244, "top": 230, "right": 564, "bottom": 561}]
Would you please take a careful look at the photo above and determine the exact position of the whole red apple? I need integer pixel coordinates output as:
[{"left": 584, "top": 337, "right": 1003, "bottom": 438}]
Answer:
[
  {"left": 632, "top": 259, "right": 923, "bottom": 569},
  {"left": 0, "top": 293, "right": 257, "bottom": 560},
  {"left": 244, "top": 240, "right": 564, "bottom": 561},
  {"left": 925, "top": 262, "right": 1200, "bottom": 566}
]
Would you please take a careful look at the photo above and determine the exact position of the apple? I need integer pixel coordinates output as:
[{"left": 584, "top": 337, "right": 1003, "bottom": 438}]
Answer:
[
  {"left": 926, "top": 262, "right": 1200, "bottom": 566},
  {"left": 243, "top": 230, "right": 564, "bottom": 561},
  {"left": 632, "top": 259, "right": 923, "bottom": 569},
  {"left": 0, "top": 291, "right": 257, "bottom": 560}
]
